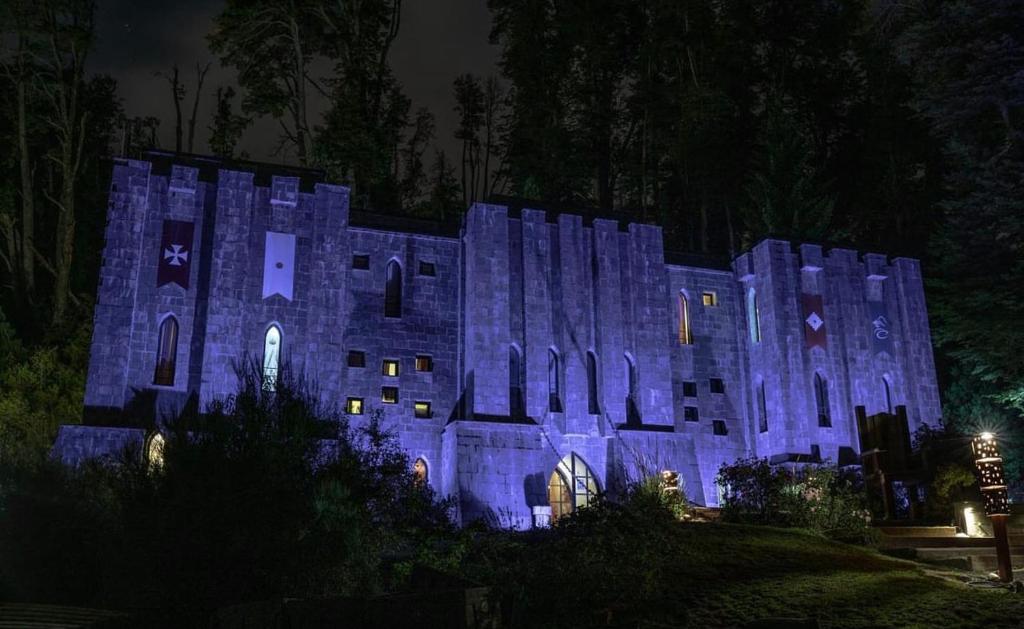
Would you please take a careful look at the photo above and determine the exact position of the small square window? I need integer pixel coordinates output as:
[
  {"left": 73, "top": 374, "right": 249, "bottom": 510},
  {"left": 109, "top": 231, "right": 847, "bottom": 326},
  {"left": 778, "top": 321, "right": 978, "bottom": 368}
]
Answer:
[
  {"left": 684, "top": 406, "right": 699, "bottom": 422},
  {"left": 702, "top": 291, "right": 718, "bottom": 307},
  {"left": 347, "top": 351, "right": 366, "bottom": 368},
  {"left": 418, "top": 261, "right": 436, "bottom": 277},
  {"left": 710, "top": 378, "right": 725, "bottom": 394},
  {"left": 713, "top": 420, "right": 728, "bottom": 436},
  {"left": 382, "top": 359, "right": 400, "bottom": 377},
  {"left": 414, "top": 401, "right": 432, "bottom": 418},
  {"left": 346, "top": 397, "right": 364, "bottom": 415},
  {"left": 683, "top": 381, "right": 698, "bottom": 397},
  {"left": 381, "top": 386, "right": 398, "bottom": 404},
  {"left": 415, "top": 355, "right": 433, "bottom": 372},
  {"left": 352, "top": 254, "right": 370, "bottom": 270}
]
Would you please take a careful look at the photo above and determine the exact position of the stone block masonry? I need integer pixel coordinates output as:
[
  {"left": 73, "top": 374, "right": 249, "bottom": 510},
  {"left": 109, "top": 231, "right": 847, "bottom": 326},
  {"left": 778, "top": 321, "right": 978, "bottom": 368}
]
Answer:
[{"left": 62, "top": 155, "right": 943, "bottom": 527}]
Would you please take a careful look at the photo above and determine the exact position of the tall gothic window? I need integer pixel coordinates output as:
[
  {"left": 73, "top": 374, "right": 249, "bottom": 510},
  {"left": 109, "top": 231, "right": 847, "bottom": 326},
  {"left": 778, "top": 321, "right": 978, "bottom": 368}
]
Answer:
[
  {"left": 883, "top": 377, "right": 893, "bottom": 414},
  {"left": 587, "top": 351, "right": 600, "bottom": 415},
  {"left": 509, "top": 345, "right": 524, "bottom": 418},
  {"left": 548, "top": 349, "right": 562, "bottom": 412},
  {"left": 747, "top": 287, "right": 761, "bottom": 343},
  {"left": 678, "top": 292, "right": 693, "bottom": 345},
  {"left": 413, "top": 458, "right": 428, "bottom": 485},
  {"left": 153, "top": 315, "right": 179, "bottom": 386},
  {"left": 814, "top": 373, "right": 831, "bottom": 427},
  {"left": 384, "top": 260, "right": 402, "bottom": 318},
  {"left": 625, "top": 354, "right": 640, "bottom": 425},
  {"left": 263, "top": 325, "right": 281, "bottom": 391},
  {"left": 758, "top": 381, "right": 768, "bottom": 433}
]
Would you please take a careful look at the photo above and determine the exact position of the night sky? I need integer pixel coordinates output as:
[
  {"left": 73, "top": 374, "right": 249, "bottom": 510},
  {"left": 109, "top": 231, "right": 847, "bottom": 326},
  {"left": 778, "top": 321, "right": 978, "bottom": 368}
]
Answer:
[{"left": 90, "top": 0, "right": 500, "bottom": 165}]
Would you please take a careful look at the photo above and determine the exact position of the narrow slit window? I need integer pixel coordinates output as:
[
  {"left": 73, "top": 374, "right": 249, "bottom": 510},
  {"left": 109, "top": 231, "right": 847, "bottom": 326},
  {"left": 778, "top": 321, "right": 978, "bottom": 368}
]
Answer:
[
  {"left": 153, "top": 315, "right": 179, "bottom": 386},
  {"left": 678, "top": 293, "right": 693, "bottom": 345},
  {"left": 747, "top": 287, "right": 761, "bottom": 344},
  {"left": 509, "top": 346, "right": 524, "bottom": 418},
  {"left": 815, "top": 373, "right": 831, "bottom": 427},
  {"left": 625, "top": 354, "right": 640, "bottom": 424},
  {"left": 587, "top": 351, "right": 600, "bottom": 415},
  {"left": 883, "top": 377, "right": 893, "bottom": 414},
  {"left": 548, "top": 349, "right": 562, "bottom": 412},
  {"left": 384, "top": 260, "right": 402, "bottom": 318},
  {"left": 758, "top": 381, "right": 768, "bottom": 433}
]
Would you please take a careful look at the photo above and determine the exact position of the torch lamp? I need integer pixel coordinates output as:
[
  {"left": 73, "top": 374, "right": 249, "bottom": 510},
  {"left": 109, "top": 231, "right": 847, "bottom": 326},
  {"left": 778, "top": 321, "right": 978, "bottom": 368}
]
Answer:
[{"left": 971, "top": 432, "right": 1013, "bottom": 582}]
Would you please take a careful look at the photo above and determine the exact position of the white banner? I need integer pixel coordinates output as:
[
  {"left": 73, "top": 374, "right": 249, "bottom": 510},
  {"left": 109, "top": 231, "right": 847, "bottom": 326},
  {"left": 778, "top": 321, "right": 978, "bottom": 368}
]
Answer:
[{"left": 262, "top": 231, "right": 296, "bottom": 301}]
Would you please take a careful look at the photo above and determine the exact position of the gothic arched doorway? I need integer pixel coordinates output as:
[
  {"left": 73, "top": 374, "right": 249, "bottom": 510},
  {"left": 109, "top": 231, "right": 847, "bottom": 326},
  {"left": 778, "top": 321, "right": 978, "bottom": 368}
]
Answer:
[{"left": 547, "top": 453, "right": 599, "bottom": 522}]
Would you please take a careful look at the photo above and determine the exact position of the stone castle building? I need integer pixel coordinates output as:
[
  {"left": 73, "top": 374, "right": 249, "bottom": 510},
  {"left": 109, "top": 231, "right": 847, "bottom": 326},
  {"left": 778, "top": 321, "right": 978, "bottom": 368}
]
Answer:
[{"left": 54, "top": 153, "right": 942, "bottom": 527}]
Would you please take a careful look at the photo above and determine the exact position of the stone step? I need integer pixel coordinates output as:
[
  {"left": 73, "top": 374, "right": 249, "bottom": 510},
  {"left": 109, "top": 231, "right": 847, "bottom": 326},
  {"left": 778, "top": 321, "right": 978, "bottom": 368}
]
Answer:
[
  {"left": 878, "top": 534, "right": 1024, "bottom": 549},
  {"left": 915, "top": 547, "right": 1024, "bottom": 573},
  {"left": 876, "top": 525, "right": 957, "bottom": 538}
]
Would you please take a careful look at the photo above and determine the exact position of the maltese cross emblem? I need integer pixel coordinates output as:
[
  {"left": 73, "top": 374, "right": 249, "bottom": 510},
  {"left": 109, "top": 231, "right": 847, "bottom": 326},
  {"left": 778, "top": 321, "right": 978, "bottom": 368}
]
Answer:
[{"left": 164, "top": 244, "right": 188, "bottom": 266}]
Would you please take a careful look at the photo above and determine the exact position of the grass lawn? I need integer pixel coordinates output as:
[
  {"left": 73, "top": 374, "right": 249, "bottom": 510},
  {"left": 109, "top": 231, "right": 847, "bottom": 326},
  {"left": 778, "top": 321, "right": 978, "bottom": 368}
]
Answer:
[
  {"left": 673, "top": 523, "right": 1024, "bottom": 628},
  {"left": 467, "top": 518, "right": 1024, "bottom": 628}
]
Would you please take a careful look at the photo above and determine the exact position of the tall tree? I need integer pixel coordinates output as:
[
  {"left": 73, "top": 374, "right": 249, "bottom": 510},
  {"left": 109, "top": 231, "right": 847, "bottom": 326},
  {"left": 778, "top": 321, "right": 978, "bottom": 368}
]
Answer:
[
  {"left": 892, "top": 0, "right": 1024, "bottom": 414},
  {"left": 157, "top": 64, "right": 184, "bottom": 152},
  {"left": 209, "top": 1, "right": 319, "bottom": 165},
  {"left": 36, "top": 0, "right": 96, "bottom": 326},
  {"left": 316, "top": 0, "right": 410, "bottom": 210},
  {"left": 186, "top": 62, "right": 211, "bottom": 153},
  {"left": 453, "top": 74, "right": 484, "bottom": 207},
  {"left": 208, "top": 86, "right": 250, "bottom": 159}
]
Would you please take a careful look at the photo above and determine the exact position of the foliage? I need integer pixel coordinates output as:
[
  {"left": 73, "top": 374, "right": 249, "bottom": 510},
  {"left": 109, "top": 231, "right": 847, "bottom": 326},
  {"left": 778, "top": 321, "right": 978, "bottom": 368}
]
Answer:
[
  {"left": 0, "top": 319, "right": 89, "bottom": 467},
  {"left": 207, "top": 86, "right": 250, "bottom": 159},
  {"left": 717, "top": 457, "right": 872, "bottom": 542},
  {"left": 0, "top": 369, "right": 454, "bottom": 620}
]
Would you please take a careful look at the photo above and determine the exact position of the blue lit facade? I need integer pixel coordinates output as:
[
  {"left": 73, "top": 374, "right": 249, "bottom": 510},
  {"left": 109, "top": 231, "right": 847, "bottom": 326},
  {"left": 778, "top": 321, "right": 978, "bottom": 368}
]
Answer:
[{"left": 54, "top": 157, "right": 942, "bottom": 527}]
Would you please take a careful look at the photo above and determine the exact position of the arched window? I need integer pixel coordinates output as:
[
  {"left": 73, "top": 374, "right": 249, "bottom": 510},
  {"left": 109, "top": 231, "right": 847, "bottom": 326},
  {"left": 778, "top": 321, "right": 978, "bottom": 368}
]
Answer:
[
  {"left": 883, "top": 377, "right": 893, "bottom": 414},
  {"left": 757, "top": 380, "right": 768, "bottom": 433},
  {"left": 547, "top": 453, "right": 599, "bottom": 523},
  {"left": 384, "top": 260, "right": 402, "bottom": 318},
  {"left": 413, "top": 458, "right": 428, "bottom": 485},
  {"left": 625, "top": 353, "right": 640, "bottom": 425},
  {"left": 678, "top": 292, "right": 693, "bottom": 345},
  {"left": 146, "top": 432, "right": 165, "bottom": 471},
  {"left": 814, "top": 373, "right": 831, "bottom": 427},
  {"left": 747, "top": 287, "right": 761, "bottom": 343},
  {"left": 509, "top": 345, "right": 524, "bottom": 418},
  {"left": 548, "top": 349, "right": 562, "bottom": 412},
  {"left": 587, "top": 351, "right": 600, "bottom": 415},
  {"left": 153, "top": 315, "right": 179, "bottom": 386},
  {"left": 263, "top": 325, "right": 281, "bottom": 391}
]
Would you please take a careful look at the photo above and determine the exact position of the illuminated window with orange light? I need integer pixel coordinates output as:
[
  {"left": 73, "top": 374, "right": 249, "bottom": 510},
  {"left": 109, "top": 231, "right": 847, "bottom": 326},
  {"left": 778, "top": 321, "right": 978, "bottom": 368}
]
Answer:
[
  {"left": 414, "top": 401, "right": 431, "bottom": 418},
  {"left": 346, "top": 397, "right": 364, "bottom": 415},
  {"left": 702, "top": 291, "right": 718, "bottom": 307},
  {"left": 382, "top": 359, "right": 399, "bottom": 377}
]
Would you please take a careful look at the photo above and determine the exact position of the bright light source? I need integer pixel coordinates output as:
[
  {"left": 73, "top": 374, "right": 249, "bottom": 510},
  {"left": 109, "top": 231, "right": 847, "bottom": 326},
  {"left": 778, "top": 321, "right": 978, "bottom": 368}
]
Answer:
[{"left": 980, "top": 431, "right": 995, "bottom": 441}]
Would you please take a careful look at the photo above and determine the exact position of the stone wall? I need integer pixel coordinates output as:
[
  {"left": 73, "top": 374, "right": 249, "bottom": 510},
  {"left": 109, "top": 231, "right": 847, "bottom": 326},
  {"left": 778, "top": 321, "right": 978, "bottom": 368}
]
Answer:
[{"left": 73, "top": 157, "right": 944, "bottom": 519}]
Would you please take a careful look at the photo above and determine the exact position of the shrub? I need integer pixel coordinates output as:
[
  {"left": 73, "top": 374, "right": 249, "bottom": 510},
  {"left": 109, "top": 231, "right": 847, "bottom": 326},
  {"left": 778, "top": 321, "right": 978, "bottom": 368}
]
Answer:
[
  {"left": 0, "top": 365, "right": 455, "bottom": 619},
  {"left": 717, "top": 457, "right": 872, "bottom": 542}
]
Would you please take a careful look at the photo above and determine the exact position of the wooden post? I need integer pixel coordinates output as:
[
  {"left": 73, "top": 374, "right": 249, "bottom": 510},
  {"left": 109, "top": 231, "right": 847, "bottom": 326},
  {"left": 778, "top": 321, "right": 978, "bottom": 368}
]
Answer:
[
  {"left": 972, "top": 433, "right": 1013, "bottom": 583},
  {"left": 992, "top": 514, "right": 1014, "bottom": 583}
]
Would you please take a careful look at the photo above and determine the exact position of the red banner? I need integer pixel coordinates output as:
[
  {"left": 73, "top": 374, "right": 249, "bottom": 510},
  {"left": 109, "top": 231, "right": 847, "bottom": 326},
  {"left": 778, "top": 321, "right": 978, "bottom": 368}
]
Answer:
[
  {"left": 157, "top": 220, "right": 194, "bottom": 289},
  {"left": 802, "top": 293, "right": 827, "bottom": 349}
]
